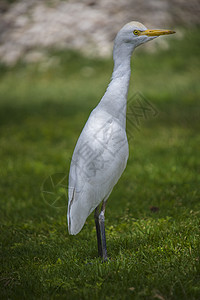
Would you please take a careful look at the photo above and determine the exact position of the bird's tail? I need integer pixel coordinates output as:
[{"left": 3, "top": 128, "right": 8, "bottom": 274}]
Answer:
[{"left": 67, "top": 187, "right": 93, "bottom": 235}]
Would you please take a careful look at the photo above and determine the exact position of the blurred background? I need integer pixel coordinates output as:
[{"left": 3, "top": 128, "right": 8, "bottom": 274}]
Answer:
[
  {"left": 0, "top": 0, "right": 199, "bottom": 224},
  {"left": 0, "top": 0, "right": 200, "bottom": 64}
]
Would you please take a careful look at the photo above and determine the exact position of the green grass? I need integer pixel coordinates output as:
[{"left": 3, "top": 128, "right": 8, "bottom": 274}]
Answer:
[{"left": 0, "top": 28, "right": 200, "bottom": 299}]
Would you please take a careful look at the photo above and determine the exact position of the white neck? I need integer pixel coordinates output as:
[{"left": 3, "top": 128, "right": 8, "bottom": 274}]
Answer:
[{"left": 98, "top": 42, "right": 134, "bottom": 128}]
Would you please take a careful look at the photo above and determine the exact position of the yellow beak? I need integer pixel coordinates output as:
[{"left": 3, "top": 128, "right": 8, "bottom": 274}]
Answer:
[{"left": 140, "top": 29, "right": 176, "bottom": 36}]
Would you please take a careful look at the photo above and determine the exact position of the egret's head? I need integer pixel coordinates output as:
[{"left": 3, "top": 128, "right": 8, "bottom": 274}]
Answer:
[{"left": 115, "top": 21, "right": 175, "bottom": 49}]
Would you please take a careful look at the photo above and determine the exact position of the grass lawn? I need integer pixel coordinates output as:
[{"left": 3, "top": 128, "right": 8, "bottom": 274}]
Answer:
[{"left": 0, "top": 28, "right": 200, "bottom": 299}]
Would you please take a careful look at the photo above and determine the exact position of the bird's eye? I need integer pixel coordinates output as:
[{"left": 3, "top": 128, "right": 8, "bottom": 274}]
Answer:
[{"left": 133, "top": 30, "right": 140, "bottom": 35}]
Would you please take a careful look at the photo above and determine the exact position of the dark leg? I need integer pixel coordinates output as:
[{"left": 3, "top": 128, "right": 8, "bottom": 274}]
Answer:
[
  {"left": 94, "top": 206, "right": 102, "bottom": 258},
  {"left": 99, "top": 201, "right": 108, "bottom": 262}
]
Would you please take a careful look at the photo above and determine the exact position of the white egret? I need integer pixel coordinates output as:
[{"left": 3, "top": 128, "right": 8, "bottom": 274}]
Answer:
[{"left": 67, "top": 21, "right": 175, "bottom": 261}]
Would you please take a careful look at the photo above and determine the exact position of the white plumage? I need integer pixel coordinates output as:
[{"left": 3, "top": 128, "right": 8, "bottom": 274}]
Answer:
[
  {"left": 67, "top": 21, "right": 175, "bottom": 261},
  {"left": 68, "top": 109, "right": 128, "bottom": 234}
]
